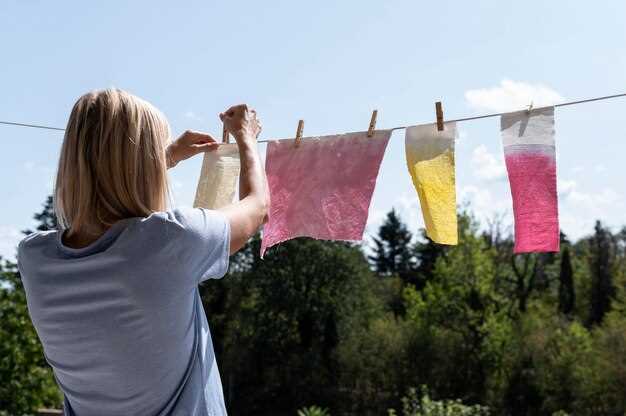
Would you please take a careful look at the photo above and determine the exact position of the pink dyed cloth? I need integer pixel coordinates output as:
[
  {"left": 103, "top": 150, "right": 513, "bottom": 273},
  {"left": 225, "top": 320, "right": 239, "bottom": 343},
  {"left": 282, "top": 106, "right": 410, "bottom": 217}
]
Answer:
[
  {"left": 260, "top": 130, "right": 392, "bottom": 257},
  {"left": 501, "top": 107, "right": 559, "bottom": 253}
]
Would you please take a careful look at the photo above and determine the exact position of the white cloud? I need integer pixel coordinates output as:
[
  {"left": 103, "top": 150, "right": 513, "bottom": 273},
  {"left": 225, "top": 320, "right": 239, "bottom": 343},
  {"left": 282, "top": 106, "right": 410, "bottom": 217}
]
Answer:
[
  {"left": 0, "top": 225, "right": 22, "bottom": 261},
  {"left": 364, "top": 207, "right": 387, "bottom": 242},
  {"left": 465, "top": 79, "right": 565, "bottom": 112},
  {"left": 460, "top": 185, "right": 509, "bottom": 214},
  {"left": 567, "top": 187, "right": 621, "bottom": 206},
  {"left": 393, "top": 192, "right": 424, "bottom": 231},
  {"left": 456, "top": 129, "right": 469, "bottom": 147},
  {"left": 21, "top": 161, "right": 55, "bottom": 190},
  {"left": 558, "top": 179, "right": 621, "bottom": 206},
  {"left": 557, "top": 179, "right": 624, "bottom": 239},
  {"left": 459, "top": 185, "right": 513, "bottom": 233},
  {"left": 558, "top": 179, "right": 577, "bottom": 198},
  {"left": 471, "top": 145, "right": 507, "bottom": 181},
  {"left": 594, "top": 164, "right": 608, "bottom": 174},
  {"left": 366, "top": 192, "right": 423, "bottom": 234}
]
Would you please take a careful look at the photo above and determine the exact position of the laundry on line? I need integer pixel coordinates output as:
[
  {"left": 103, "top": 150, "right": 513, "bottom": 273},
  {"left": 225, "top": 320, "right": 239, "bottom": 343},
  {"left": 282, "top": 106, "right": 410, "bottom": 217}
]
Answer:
[{"left": 3, "top": 91, "right": 625, "bottom": 255}]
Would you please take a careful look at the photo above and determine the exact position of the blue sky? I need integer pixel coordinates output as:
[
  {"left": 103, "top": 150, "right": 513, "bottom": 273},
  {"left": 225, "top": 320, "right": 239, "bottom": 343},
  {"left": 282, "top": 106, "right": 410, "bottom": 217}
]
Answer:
[{"left": 1, "top": 1, "right": 625, "bottom": 259}]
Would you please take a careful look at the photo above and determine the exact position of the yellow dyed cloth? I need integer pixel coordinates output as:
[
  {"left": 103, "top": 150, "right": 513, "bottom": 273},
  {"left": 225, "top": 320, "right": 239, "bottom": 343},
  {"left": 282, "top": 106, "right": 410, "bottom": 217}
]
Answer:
[
  {"left": 405, "top": 123, "right": 458, "bottom": 245},
  {"left": 194, "top": 143, "right": 240, "bottom": 209}
]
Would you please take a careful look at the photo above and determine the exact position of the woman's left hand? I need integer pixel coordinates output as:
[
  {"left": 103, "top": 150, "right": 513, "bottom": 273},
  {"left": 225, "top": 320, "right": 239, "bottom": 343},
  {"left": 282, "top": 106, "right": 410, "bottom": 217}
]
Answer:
[{"left": 166, "top": 130, "right": 220, "bottom": 168}]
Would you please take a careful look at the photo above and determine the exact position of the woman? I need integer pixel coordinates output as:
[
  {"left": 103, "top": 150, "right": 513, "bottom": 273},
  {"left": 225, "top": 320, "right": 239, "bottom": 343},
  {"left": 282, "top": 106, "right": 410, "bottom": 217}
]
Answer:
[{"left": 17, "top": 89, "right": 269, "bottom": 415}]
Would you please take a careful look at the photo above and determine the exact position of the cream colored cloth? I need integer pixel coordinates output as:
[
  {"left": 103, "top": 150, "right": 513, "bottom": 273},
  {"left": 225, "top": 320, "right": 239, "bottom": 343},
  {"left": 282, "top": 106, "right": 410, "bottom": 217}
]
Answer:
[
  {"left": 405, "top": 123, "right": 458, "bottom": 245},
  {"left": 194, "top": 144, "right": 240, "bottom": 209}
]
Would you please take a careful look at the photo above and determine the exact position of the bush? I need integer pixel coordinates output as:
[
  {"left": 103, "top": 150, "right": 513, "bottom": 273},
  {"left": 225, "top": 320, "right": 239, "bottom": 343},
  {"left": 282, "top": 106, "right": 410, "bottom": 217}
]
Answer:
[
  {"left": 387, "top": 386, "right": 490, "bottom": 416},
  {"left": 297, "top": 406, "right": 331, "bottom": 416}
]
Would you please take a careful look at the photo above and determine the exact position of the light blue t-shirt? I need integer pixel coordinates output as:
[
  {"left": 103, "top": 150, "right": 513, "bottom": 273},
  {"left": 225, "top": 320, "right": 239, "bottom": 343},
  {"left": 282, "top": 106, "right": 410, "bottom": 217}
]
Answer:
[{"left": 17, "top": 207, "right": 231, "bottom": 416}]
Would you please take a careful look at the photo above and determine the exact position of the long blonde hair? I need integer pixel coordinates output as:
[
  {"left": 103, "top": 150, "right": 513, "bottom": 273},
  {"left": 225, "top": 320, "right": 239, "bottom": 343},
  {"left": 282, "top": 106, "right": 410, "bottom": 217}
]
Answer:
[{"left": 54, "top": 88, "right": 171, "bottom": 237}]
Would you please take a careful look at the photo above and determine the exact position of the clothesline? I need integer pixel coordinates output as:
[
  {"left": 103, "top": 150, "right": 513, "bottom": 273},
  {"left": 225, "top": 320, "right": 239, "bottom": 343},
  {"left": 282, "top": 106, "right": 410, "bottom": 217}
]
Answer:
[
  {"left": 1, "top": 92, "right": 625, "bottom": 142},
  {"left": 3, "top": 91, "right": 622, "bottom": 256}
]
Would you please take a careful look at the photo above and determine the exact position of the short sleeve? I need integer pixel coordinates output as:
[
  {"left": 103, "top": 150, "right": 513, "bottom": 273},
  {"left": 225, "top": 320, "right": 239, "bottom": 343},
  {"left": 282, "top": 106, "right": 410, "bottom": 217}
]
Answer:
[{"left": 174, "top": 207, "right": 231, "bottom": 283}]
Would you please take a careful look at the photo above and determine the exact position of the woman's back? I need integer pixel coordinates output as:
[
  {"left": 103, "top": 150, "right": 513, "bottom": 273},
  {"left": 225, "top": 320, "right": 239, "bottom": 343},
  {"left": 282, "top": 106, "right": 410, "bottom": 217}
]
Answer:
[
  {"left": 17, "top": 89, "right": 267, "bottom": 415},
  {"left": 18, "top": 208, "right": 230, "bottom": 415}
]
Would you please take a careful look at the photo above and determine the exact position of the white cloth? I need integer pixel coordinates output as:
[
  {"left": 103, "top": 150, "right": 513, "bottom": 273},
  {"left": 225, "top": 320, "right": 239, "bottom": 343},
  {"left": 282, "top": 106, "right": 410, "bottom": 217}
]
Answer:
[
  {"left": 501, "top": 107, "right": 555, "bottom": 147},
  {"left": 194, "top": 144, "right": 240, "bottom": 209}
]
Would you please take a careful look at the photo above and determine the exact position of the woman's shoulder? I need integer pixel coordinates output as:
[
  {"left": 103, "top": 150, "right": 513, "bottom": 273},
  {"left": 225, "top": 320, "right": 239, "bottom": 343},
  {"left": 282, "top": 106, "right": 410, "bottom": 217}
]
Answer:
[
  {"left": 17, "top": 230, "right": 58, "bottom": 271},
  {"left": 138, "top": 207, "right": 226, "bottom": 237},
  {"left": 18, "top": 230, "right": 57, "bottom": 253},
  {"left": 141, "top": 207, "right": 202, "bottom": 229},
  {"left": 145, "top": 207, "right": 225, "bottom": 227},
  {"left": 144, "top": 207, "right": 230, "bottom": 248}
]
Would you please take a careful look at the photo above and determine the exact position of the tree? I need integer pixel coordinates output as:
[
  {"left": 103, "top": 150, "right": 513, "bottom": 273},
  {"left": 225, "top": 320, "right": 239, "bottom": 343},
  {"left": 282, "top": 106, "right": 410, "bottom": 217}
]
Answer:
[
  {"left": 558, "top": 247, "right": 575, "bottom": 316},
  {"left": 404, "top": 211, "right": 511, "bottom": 402},
  {"left": 23, "top": 195, "right": 58, "bottom": 234},
  {"left": 369, "top": 209, "right": 415, "bottom": 280},
  {"left": 6, "top": 195, "right": 626, "bottom": 415},
  {"left": 0, "top": 195, "right": 62, "bottom": 414},
  {"left": 0, "top": 261, "right": 62, "bottom": 415},
  {"left": 587, "top": 221, "right": 615, "bottom": 326},
  {"left": 506, "top": 251, "right": 559, "bottom": 314},
  {"left": 412, "top": 231, "right": 447, "bottom": 290},
  {"left": 203, "top": 237, "right": 379, "bottom": 416}
]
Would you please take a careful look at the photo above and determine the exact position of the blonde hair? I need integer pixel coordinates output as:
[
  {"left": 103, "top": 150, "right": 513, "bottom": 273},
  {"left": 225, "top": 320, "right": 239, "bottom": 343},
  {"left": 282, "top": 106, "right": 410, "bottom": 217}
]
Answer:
[{"left": 54, "top": 88, "right": 171, "bottom": 237}]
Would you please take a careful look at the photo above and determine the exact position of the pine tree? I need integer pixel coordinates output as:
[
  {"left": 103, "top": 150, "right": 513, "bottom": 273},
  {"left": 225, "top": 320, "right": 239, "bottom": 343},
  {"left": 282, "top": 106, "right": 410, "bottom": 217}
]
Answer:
[
  {"left": 413, "top": 230, "right": 446, "bottom": 289},
  {"left": 23, "top": 195, "right": 58, "bottom": 234},
  {"left": 558, "top": 247, "right": 575, "bottom": 316},
  {"left": 587, "top": 221, "right": 615, "bottom": 326},
  {"left": 1, "top": 196, "right": 62, "bottom": 413},
  {"left": 368, "top": 209, "right": 415, "bottom": 280}
]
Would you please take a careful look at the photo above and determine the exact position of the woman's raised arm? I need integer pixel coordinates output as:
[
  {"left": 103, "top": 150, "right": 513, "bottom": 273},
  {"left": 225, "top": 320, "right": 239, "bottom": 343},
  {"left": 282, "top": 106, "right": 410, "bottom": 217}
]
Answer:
[{"left": 217, "top": 104, "right": 270, "bottom": 254}]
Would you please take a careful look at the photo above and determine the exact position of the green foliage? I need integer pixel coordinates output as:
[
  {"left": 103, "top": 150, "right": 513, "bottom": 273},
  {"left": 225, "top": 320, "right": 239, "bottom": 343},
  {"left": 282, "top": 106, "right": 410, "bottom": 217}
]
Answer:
[
  {"left": 22, "top": 195, "right": 58, "bottom": 234},
  {"left": 0, "top": 260, "right": 61, "bottom": 415},
  {"left": 337, "top": 313, "right": 414, "bottom": 413},
  {"left": 1, "top": 197, "right": 63, "bottom": 414},
  {"left": 3, "top": 198, "right": 626, "bottom": 416},
  {"left": 412, "top": 230, "right": 446, "bottom": 290},
  {"left": 369, "top": 209, "right": 415, "bottom": 279},
  {"left": 558, "top": 247, "right": 575, "bottom": 315},
  {"left": 297, "top": 405, "right": 331, "bottom": 416},
  {"left": 404, "top": 211, "right": 512, "bottom": 401},
  {"left": 587, "top": 221, "right": 617, "bottom": 326},
  {"left": 203, "top": 236, "right": 381, "bottom": 415},
  {"left": 387, "top": 387, "right": 490, "bottom": 416}
]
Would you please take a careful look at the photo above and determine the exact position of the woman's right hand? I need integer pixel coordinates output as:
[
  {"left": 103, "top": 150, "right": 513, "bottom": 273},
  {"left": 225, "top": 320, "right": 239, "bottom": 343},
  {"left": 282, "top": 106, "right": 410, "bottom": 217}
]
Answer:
[{"left": 219, "top": 104, "right": 262, "bottom": 143}]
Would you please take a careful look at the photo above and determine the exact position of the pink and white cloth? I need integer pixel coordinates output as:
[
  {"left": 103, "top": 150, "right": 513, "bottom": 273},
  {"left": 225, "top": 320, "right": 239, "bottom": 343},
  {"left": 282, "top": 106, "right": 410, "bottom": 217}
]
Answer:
[
  {"left": 260, "top": 130, "right": 392, "bottom": 257},
  {"left": 501, "top": 107, "right": 559, "bottom": 253}
]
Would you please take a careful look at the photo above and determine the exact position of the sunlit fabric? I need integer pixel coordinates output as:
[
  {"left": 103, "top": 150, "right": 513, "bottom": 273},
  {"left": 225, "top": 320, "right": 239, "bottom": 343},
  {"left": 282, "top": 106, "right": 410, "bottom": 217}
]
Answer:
[
  {"left": 405, "top": 123, "right": 458, "bottom": 245},
  {"left": 194, "top": 143, "right": 240, "bottom": 209},
  {"left": 501, "top": 107, "right": 559, "bottom": 253},
  {"left": 260, "top": 130, "right": 391, "bottom": 257}
]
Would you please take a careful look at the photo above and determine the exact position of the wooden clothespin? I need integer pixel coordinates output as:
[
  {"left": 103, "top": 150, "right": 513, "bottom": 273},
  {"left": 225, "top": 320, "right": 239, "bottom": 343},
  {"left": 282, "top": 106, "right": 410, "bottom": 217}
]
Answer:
[
  {"left": 435, "top": 101, "right": 444, "bottom": 131},
  {"left": 294, "top": 119, "right": 304, "bottom": 147},
  {"left": 222, "top": 124, "right": 229, "bottom": 143},
  {"left": 367, "top": 110, "right": 378, "bottom": 137}
]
